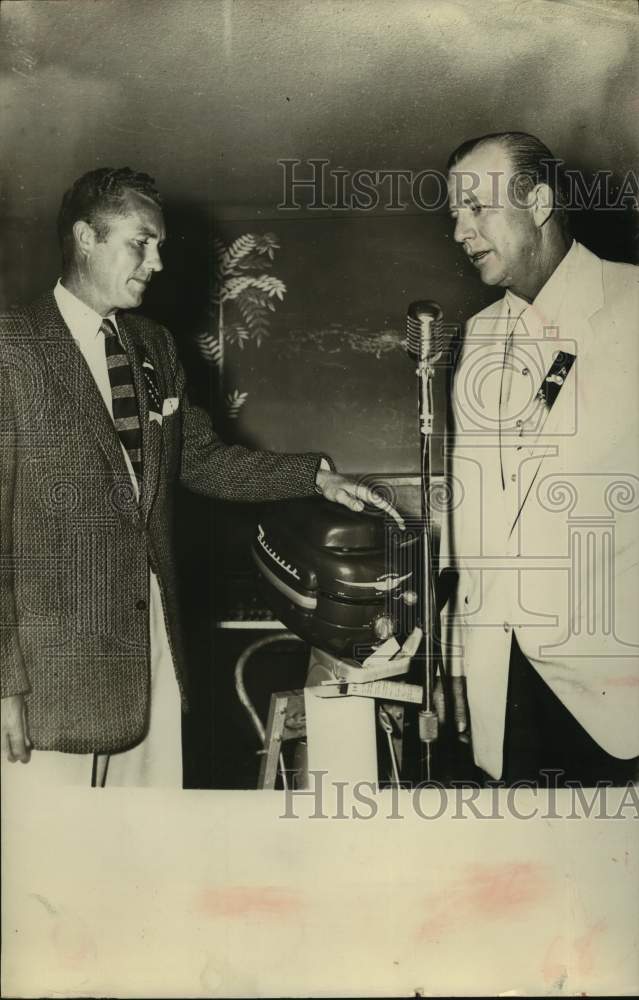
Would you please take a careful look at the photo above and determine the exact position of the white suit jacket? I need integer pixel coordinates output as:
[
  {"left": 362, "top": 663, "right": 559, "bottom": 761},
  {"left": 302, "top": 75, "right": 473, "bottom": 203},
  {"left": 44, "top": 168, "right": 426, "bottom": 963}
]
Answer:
[{"left": 441, "top": 242, "right": 639, "bottom": 778}]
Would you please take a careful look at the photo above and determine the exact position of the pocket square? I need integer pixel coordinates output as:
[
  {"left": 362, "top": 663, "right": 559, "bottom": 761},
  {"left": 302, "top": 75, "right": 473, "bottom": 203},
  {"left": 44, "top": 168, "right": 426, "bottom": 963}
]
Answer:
[{"left": 162, "top": 397, "right": 179, "bottom": 416}]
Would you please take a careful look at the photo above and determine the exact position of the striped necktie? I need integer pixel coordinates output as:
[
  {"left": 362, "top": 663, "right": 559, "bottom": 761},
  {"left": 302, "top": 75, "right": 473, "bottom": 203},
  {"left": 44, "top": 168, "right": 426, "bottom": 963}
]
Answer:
[{"left": 101, "top": 317, "right": 143, "bottom": 486}]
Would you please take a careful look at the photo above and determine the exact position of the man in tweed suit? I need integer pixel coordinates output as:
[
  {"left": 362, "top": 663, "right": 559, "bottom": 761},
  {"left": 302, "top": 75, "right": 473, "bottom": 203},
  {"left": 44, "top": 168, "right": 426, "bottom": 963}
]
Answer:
[{"left": 0, "top": 167, "right": 397, "bottom": 788}]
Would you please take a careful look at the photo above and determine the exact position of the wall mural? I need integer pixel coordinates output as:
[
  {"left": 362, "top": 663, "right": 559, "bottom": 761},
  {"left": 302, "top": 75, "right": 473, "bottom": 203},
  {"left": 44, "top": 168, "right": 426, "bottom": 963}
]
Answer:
[
  {"left": 194, "top": 232, "right": 421, "bottom": 471},
  {"left": 196, "top": 232, "right": 407, "bottom": 419},
  {"left": 196, "top": 233, "right": 286, "bottom": 419},
  {"left": 275, "top": 323, "right": 405, "bottom": 359}
]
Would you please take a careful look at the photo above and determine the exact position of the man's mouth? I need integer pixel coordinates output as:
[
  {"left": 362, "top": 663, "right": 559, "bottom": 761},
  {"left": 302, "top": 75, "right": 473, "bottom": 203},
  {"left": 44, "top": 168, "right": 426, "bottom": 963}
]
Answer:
[{"left": 469, "top": 250, "right": 492, "bottom": 265}]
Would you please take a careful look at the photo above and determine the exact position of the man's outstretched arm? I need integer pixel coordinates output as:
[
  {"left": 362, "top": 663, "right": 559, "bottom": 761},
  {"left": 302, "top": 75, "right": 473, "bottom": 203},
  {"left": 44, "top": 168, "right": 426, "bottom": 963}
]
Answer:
[{"left": 160, "top": 327, "right": 405, "bottom": 526}]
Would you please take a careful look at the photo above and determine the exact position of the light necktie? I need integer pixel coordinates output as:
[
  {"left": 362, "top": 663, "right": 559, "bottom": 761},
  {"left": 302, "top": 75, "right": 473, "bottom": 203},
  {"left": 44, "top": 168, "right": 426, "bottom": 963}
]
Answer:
[
  {"left": 101, "top": 317, "right": 143, "bottom": 486},
  {"left": 499, "top": 303, "right": 526, "bottom": 489},
  {"left": 500, "top": 303, "right": 524, "bottom": 411}
]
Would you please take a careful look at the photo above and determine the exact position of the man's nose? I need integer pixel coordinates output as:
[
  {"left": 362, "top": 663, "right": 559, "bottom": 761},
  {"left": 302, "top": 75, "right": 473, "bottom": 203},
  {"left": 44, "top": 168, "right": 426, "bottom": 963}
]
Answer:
[
  {"left": 453, "top": 214, "right": 475, "bottom": 244},
  {"left": 146, "top": 246, "right": 163, "bottom": 272}
]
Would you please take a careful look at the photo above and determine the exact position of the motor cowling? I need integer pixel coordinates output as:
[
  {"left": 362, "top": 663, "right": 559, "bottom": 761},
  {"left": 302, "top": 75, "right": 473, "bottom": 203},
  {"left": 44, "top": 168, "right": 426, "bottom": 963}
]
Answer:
[{"left": 252, "top": 497, "right": 421, "bottom": 662}]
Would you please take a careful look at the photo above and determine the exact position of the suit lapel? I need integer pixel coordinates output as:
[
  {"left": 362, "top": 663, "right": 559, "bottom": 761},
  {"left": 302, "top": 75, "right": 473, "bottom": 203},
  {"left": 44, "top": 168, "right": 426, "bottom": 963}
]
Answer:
[
  {"left": 508, "top": 243, "right": 604, "bottom": 535},
  {"left": 30, "top": 294, "right": 164, "bottom": 523},
  {"left": 466, "top": 297, "right": 509, "bottom": 432},
  {"left": 29, "top": 293, "right": 133, "bottom": 488}
]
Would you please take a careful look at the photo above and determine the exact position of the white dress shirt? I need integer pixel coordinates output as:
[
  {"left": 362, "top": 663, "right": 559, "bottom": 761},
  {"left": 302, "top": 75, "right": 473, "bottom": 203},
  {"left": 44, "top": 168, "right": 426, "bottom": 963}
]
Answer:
[{"left": 53, "top": 281, "right": 141, "bottom": 494}]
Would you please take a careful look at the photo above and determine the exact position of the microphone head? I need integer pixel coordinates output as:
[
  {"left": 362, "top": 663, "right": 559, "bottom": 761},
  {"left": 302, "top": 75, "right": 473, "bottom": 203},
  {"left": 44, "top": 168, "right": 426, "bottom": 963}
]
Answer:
[{"left": 406, "top": 300, "right": 445, "bottom": 363}]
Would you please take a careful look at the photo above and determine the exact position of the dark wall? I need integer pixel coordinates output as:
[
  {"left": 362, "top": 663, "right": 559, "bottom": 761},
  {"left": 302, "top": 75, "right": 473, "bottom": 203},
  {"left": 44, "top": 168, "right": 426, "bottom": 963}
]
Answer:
[
  {"left": 3, "top": 0, "right": 637, "bottom": 548},
  {"left": 2, "top": 2, "right": 637, "bottom": 476},
  {"left": 170, "top": 212, "right": 493, "bottom": 474},
  {"left": 3, "top": 0, "right": 636, "bottom": 536}
]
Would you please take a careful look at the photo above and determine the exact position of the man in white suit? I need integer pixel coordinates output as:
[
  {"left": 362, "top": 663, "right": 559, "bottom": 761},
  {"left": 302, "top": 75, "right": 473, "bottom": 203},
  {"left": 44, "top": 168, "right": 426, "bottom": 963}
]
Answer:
[{"left": 441, "top": 132, "right": 639, "bottom": 785}]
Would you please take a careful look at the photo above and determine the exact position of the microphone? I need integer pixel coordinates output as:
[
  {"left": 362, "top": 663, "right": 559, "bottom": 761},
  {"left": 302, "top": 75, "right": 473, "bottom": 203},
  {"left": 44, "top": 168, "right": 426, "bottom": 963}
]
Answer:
[
  {"left": 406, "top": 299, "right": 446, "bottom": 778},
  {"left": 406, "top": 300, "right": 446, "bottom": 364}
]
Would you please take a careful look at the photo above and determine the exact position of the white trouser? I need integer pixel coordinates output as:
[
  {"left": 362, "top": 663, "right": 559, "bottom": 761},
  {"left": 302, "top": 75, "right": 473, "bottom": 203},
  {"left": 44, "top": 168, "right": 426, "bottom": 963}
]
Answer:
[{"left": 1, "top": 574, "right": 182, "bottom": 792}]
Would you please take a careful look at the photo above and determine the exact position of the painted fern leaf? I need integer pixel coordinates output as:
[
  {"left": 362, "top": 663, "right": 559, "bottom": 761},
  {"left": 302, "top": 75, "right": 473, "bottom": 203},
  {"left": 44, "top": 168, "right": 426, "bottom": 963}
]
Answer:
[
  {"left": 226, "top": 389, "right": 249, "bottom": 419},
  {"left": 219, "top": 234, "right": 258, "bottom": 276},
  {"left": 225, "top": 324, "right": 252, "bottom": 349},
  {"left": 196, "top": 331, "right": 223, "bottom": 367}
]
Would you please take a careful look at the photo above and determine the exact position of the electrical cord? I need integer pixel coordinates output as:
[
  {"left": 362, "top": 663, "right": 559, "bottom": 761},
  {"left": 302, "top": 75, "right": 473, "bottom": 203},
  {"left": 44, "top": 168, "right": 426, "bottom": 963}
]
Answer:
[{"left": 233, "top": 631, "right": 305, "bottom": 788}]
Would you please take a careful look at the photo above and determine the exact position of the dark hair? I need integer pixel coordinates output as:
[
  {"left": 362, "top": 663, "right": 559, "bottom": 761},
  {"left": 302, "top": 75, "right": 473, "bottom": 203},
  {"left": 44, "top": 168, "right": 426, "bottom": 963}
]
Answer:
[
  {"left": 57, "top": 166, "right": 162, "bottom": 270},
  {"left": 447, "top": 131, "right": 570, "bottom": 233}
]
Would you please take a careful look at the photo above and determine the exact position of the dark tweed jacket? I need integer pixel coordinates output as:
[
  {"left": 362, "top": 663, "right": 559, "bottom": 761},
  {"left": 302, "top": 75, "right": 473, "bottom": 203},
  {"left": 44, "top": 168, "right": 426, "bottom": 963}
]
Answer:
[{"left": 0, "top": 292, "right": 325, "bottom": 753}]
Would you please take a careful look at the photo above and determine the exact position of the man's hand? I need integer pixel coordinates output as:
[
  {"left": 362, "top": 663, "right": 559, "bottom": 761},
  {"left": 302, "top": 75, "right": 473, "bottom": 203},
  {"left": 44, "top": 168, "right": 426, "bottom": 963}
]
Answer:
[
  {"left": 1, "top": 694, "right": 32, "bottom": 763},
  {"left": 433, "top": 674, "right": 470, "bottom": 744},
  {"left": 315, "top": 469, "right": 405, "bottom": 530}
]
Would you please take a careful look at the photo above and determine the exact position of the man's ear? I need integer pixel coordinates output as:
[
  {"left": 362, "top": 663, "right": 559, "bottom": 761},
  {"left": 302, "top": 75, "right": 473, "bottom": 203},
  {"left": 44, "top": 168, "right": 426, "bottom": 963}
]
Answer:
[
  {"left": 530, "top": 182, "right": 554, "bottom": 228},
  {"left": 72, "top": 219, "right": 97, "bottom": 259}
]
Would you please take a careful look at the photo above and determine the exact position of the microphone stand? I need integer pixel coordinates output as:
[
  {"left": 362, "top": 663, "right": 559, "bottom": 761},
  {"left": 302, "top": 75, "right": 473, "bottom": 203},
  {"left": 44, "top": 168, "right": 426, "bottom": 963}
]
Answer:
[{"left": 416, "top": 353, "right": 439, "bottom": 782}]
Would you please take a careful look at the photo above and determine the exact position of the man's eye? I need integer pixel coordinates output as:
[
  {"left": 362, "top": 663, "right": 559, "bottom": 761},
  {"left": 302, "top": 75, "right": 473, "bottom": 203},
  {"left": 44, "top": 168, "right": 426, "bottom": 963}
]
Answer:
[{"left": 470, "top": 204, "right": 483, "bottom": 215}]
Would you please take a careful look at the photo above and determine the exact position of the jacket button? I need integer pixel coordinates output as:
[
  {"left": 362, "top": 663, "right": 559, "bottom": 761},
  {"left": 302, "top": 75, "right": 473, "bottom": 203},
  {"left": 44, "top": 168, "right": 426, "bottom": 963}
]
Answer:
[
  {"left": 522, "top": 367, "right": 529, "bottom": 376},
  {"left": 503, "top": 622, "right": 510, "bottom": 632},
  {"left": 136, "top": 599, "right": 147, "bottom": 611}
]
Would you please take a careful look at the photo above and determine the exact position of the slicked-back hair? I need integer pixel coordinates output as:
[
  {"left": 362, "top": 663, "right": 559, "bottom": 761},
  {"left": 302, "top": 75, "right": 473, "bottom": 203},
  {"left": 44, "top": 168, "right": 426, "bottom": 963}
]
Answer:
[
  {"left": 58, "top": 166, "right": 162, "bottom": 270},
  {"left": 447, "top": 131, "right": 571, "bottom": 234}
]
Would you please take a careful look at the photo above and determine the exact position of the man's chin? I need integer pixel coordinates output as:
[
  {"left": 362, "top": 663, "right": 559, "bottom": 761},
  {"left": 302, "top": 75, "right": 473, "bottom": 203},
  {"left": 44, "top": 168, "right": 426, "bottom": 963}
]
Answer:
[
  {"left": 125, "top": 283, "right": 147, "bottom": 307},
  {"left": 477, "top": 264, "right": 506, "bottom": 287}
]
